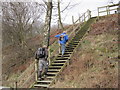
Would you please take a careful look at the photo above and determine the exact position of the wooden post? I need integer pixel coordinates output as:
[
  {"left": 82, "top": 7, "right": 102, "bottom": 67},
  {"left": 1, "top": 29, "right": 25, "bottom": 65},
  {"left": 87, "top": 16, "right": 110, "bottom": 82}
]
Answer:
[
  {"left": 108, "top": 5, "right": 110, "bottom": 14},
  {"left": 35, "top": 59, "right": 38, "bottom": 81},
  {"left": 14, "top": 81, "right": 17, "bottom": 90},
  {"left": 78, "top": 13, "right": 81, "bottom": 23},
  {"left": 72, "top": 16, "right": 74, "bottom": 24},
  {"left": 79, "top": 17, "right": 81, "bottom": 23},
  {"left": 72, "top": 16, "right": 75, "bottom": 29},
  {"left": 106, "top": 6, "right": 109, "bottom": 15},
  {"left": 98, "top": 7, "right": 99, "bottom": 19},
  {"left": 48, "top": 47, "right": 51, "bottom": 65},
  {"left": 88, "top": 9, "right": 91, "bottom": 19},
  {"left": 59, "top": 43, "right": 61, "bottom": 54},
  {"left": 84, "top": 13, "right": 85, "bottom": 22}
]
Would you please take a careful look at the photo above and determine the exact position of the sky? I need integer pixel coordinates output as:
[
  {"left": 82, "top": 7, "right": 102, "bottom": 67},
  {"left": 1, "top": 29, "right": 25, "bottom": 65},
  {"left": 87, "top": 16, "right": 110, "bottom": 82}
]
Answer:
[
  {"left": 53, "top": 0, "right": 119, "bottom": 25},
  {"left": 1, "top": 0, "right": 120, "bottom": 25}
]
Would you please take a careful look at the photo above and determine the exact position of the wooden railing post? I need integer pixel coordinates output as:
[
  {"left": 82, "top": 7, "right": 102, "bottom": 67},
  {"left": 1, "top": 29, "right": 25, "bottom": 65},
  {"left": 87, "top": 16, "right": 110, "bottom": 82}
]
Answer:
[
  {"left": 72, "top": 16, "right": 75, "bottom": 29},
  {"left": 35, "top": 59, "right": 38, "bottom": 81},
  {"left": 48, "top": 46, "right": 51, "bottom": 65},
  {"left": 14, "top": 80, "right": 17, "bottom": 90},
  {"left": 108, "top": 5, "right": 110, "bottom": 14},
  {"left": 106, "top": 6, "right": 109, "bottom": 15},
  {"left": 72, "top": 16, "right": 74, "bottom": 24},
  {"left": 84, "top": 13, "right": 85, "bottom": 22},
  {"left": 79, "top": 16, "right": 81, "bottom": 23},
  {"left": 88, "top": 9, "right": 91, "bottom": 19},
  {"left": 98, "top": 7, "right": 99, "bottom": 19}
]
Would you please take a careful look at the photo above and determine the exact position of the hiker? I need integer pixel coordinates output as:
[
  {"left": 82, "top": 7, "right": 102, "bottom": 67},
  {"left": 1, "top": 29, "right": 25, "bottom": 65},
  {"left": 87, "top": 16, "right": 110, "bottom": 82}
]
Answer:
[
  {"left": 35, "top": 45, "right": 48, "bottom": 80},
  {"left": 55, "top": 31, "right": 68, "bottom": 56}
]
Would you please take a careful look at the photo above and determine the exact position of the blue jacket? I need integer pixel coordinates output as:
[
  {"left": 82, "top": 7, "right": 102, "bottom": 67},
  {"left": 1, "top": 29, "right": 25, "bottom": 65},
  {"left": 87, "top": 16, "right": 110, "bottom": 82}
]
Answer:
[{"left": 55, "top": 33, "right": 68, "bottom": 44}]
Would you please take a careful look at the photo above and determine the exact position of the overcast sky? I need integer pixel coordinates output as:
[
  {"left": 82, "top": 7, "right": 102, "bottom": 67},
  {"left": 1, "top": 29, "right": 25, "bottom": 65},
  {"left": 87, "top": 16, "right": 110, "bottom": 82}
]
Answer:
[
  {"left": 53, "top": 0, "right": 119, "bottom": 25},
  {"left": 1, "top": 0, "right": 119, "bottom": 25}
]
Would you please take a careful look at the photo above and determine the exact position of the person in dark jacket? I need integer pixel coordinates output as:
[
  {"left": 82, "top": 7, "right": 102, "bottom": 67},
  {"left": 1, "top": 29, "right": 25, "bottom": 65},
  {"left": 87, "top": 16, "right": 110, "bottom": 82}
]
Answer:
[
  {"left": 35, "top": 45, "right": 48, "bottom": 80},
  {"left": 55, "top": 31, "right": 68, "bottom": 56}
]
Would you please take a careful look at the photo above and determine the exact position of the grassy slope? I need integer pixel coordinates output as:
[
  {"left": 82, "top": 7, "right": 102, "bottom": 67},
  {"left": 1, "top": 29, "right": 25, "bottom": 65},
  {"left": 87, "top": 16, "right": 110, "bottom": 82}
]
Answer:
[{"left": 51, "top": 14, "right": 118, "bottom": 88}]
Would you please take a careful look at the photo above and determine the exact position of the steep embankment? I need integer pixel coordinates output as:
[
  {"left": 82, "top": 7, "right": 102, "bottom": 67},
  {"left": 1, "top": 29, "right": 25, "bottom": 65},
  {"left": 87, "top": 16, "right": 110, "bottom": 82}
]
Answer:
[{"left": 51, "top": 14, "right": 118, "bottom": 88}]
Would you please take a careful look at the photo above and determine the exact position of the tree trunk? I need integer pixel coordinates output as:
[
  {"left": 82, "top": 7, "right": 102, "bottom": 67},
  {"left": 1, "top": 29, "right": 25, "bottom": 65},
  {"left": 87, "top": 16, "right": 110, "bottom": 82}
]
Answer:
[
  {"left": 43, "top": 0, "right": 53, "bottom": 48},
  {"left": 58, "top": 0, "right": 64, "bottom": 30}
]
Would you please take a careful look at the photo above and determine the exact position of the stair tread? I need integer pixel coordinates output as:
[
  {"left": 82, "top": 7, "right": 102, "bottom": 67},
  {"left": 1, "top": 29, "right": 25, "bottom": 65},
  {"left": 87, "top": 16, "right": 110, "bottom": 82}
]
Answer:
[
  {"left": 34, "top": 84, "right": 49, "bottom": 87},
  {"left": 55, "top": 59, "right": 68, "bottom": 61},
  {"left": 52, "top": 63, "right": 65, "bottom": 64},
  {"left": 46, "top": 76, "right": 55, "bottom": 78},
  {"left": 47, "top": 72, "right": 58, "bottom": 74},
  {"left": 56, "top": 58, "right": 69, "bottom": 60},
  {"left": 37, "top": 80, "right": 52, "bottom": 83},
  {"left": 54, "top": 60, "right": 67, "bottom": 62},
  {"left": 49, "top": 65, "right": 62, "bottom": 67},
  {"left": 48, "top": 69, "right": 60, "bottom": 71}
]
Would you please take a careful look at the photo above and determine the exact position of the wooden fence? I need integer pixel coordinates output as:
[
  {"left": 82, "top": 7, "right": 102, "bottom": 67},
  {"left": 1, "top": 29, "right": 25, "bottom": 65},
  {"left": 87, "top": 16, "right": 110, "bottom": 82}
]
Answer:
[{"left": 98, "top": 3, "right": 119, "bottom": 18}]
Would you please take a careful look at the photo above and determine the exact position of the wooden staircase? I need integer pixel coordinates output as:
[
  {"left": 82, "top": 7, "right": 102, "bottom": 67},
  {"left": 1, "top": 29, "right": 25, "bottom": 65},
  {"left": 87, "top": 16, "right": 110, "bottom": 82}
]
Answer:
[{"left": 33, "top": 17, "right": 96, "bottom": 88}]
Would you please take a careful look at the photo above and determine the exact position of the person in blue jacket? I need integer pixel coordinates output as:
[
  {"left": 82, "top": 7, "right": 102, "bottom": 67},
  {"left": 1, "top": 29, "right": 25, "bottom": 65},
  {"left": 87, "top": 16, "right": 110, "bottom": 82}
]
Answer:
[{"left": 55, "top": 31, "right": 68, "bottom": 56}]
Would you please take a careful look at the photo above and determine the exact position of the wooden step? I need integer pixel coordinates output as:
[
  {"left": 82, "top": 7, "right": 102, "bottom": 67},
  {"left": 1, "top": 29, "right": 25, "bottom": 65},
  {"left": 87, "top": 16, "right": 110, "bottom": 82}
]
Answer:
[
  {"left": 64, "top": 51, "right": 73, "bottom": 53},
  {"left": 58, "top": 55, "right": 70, "bottom": 57},
  {"left": 34, "top": 84, "right": 49, "bottom": 88},
  {"left": 65, "top": 49, "right": 74, "bottom": 51},
  {"left": 52, "top": 63, "right": 65, "bottom": 65},
  {"left": 51, "top": 63, "right": 64, "bottom": 66},
  {"left": 48, "top": 69, "right": 60, "bottom": 72},
  {"left": 46, "top": 76, "right": 55, "bottom": 79},
  {"left": 68, "top": 44, "right": 77, "bottom": 47},
  {"left": 51, "top": 64, "right": 64, "bottom": 66},
  {"left": 68, "top": 43, "right": 78, "bottom": 45},
  {"left": 66, "top": 46, "right": 75, "bottom": 49},
  {"left": 47, "top": 72, "right": 58, "bottom": 75},
  {"left": 53, "top": 60, "right": 67, "bottom": 63},
  {"left": 37, "top": 80, "right": 52, "bottom": 83},
  {"left": 69, "top": 41, "right": 79, "bottom": 43},
  {"left": 65, "top": 50, "right": 73, "bottom": 52},
  {"left": 59, "top": 52, "right": 72, "bottom": 55},
  {"left": 49, "top": 66, "right": 62, "bottom": 69},
  {"left": 56, "top": 57, "right": 69, "bottom": 60}
]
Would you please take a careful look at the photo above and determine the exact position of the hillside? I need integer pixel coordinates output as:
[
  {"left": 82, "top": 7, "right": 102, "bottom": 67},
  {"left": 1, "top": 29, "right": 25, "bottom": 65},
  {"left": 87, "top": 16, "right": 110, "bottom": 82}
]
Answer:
[{"left": 51, "top": 14, "right": 118, "bottom": 88}]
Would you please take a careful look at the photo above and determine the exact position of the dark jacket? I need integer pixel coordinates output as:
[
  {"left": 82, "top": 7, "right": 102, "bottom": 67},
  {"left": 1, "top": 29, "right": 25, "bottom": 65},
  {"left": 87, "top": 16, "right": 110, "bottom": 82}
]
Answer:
[{"left": 35, "top": 48, "right": 48, "bottom": 60}]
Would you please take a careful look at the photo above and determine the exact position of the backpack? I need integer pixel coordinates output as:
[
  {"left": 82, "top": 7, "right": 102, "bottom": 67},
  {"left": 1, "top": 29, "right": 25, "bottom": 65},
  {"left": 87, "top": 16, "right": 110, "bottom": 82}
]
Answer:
[
  {"left": 36, "top": 48, "right": 46, "bottom": 59},
  {"left": 64, "top": 35, "right": 68, "bottom": 42},
  {"left": 59, "top": 35, "right": 64, "bottom": 41}
]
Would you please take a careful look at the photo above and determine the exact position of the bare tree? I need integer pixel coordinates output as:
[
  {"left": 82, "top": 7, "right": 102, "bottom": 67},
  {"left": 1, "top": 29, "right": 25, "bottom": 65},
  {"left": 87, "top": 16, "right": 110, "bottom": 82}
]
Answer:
[
  {"left": 57, "top": 0, "right": 64, "bottom": 30},
  {"left": 2, "top": 2, "right": 45, "bottom": 47},
  {"left": 51, "top": 0, "right": 81, "bottom": 30}
]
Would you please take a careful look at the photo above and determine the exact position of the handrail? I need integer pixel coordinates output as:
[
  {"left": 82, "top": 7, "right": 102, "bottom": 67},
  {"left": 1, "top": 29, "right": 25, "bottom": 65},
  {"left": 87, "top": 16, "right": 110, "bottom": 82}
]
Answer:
[{"left": 98, "top": 3, "right": 119, "bottom": 18}]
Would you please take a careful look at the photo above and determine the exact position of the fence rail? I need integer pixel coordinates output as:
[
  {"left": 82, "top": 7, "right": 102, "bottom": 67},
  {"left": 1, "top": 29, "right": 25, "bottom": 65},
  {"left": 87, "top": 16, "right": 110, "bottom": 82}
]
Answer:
[{"left": 98, "top": 3, "right": 119, "bottom": 18}]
